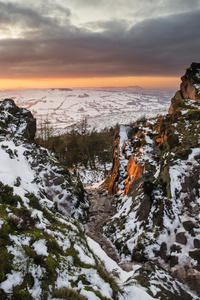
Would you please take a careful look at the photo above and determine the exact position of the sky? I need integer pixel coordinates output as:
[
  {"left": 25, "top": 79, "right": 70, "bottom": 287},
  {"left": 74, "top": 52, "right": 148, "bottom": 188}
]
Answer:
[{"left": 0, "top": 0, "right": 200, "bottom": 89}]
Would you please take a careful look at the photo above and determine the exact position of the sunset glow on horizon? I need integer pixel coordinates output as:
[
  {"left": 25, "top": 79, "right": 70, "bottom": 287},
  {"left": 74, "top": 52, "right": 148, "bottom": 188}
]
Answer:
[{"left": 0, "top": 76, "right": 180, "bottom": 91}]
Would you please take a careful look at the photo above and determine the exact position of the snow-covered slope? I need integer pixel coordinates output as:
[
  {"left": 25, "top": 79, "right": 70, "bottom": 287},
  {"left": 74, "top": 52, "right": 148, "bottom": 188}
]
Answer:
[
  {"left": 104, "top": 63, "right": 200, "bottom": 298},
  {"left": 0, "top": 87, "right": 172, "bottom": 134},
  {"left": 0, "top": 97, "right": 158, "bottom": 299},
  {"left": 0, "top": 99, "right": 116, "bottom": 299}
]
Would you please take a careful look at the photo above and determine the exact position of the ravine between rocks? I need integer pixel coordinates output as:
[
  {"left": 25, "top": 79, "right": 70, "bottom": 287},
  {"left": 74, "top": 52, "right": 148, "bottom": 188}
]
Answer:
[{"left": 84, "top": 186, "right": 136, "bottom": 272}]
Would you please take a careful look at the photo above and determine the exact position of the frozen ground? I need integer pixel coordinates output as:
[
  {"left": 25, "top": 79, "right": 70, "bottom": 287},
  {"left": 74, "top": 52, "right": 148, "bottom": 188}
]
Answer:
[{"left": 0, "top": 87, "right": 172, "bottom": 134}]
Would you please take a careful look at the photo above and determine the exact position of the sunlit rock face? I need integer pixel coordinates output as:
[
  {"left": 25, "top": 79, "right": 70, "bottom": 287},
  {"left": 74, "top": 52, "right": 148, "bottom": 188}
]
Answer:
[
  {"left": 108, "top": 128, "right": 145, "bottom": 196},
  {"left": 108, "top": 122, "right": 153, "bottom": 196},
  {"left": 169, "top": 62, "right": 200, "bottom": 114},
  {"left": 124, "top": 155, "right": 144, "bottom": 195}
]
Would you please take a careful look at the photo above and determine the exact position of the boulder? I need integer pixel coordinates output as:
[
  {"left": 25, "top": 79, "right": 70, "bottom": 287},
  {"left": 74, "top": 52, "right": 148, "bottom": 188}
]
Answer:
[
  {"left": 187, "top": 268, "right": 200, "bottom": 294},
  {"left": 171, "top": 266, "right": 187, "bottom": 280},
  {"left": 174, "top": 90, "right": 183, "bottom": 100},
  {"left": 180, "top": 82, "right": 196, "bottom": 100},
  {"left": 170, "top": 256, "right": 179, "bottom": 268},
  {"left": 194, "top": 239, "right": 200, "bottom": 248},
  {"left": 176, "top": 232, "right": 187, "bottom": 245},
  {"left": 183, "top": 221, "right": 197, "bottom": 236}
]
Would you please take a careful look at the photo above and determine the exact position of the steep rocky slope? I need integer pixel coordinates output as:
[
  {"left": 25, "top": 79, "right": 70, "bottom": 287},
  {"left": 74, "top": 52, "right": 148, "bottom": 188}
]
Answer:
[
  {"left": 0, "top": 99, "right": 119, "bottom": 299},
  {"left": 0, "top": 99, "right": 89, "bottom": 220},
  {"left": 105, "top": 63, "right": 200, "bottom": 297}
]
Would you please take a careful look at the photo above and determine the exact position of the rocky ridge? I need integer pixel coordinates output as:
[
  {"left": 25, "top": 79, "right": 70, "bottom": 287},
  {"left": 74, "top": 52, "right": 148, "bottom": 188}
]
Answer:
[{"left": 105, "top": 63, "right": 200, "bottom": 298}]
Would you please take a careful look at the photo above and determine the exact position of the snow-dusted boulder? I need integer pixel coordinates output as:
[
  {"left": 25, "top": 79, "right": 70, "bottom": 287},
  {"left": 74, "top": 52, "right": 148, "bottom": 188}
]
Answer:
[{"left": 0, "top": 98, "right": 36, "bottom": 140}]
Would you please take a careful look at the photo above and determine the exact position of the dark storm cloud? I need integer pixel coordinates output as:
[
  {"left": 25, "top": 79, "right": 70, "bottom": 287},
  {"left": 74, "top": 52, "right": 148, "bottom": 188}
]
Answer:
[
  {"left": 0, "top": 2, "right": 57, "bottom": 30},
  {"left": 0, "top": 0, "right": 199, "bottom": 79}
]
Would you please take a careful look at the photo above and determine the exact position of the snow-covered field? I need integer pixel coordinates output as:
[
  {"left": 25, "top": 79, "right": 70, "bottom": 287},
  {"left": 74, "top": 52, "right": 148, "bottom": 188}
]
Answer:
[{"left": 0, "top": 87, "right": 172, "bottom": 134}]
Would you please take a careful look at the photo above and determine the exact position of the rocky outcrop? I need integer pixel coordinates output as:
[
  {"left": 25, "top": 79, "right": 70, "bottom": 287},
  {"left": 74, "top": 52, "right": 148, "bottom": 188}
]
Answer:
[
  {"left": 0, "top": 98, "right": 36, "bottom": 140},
  {"left": 108, "top": 125, "right": 146, "bottom": 195},
  {"left": 169, "top": 62, "right": 200, "bottom": 114},
  {"left": 0, "top": 98, "right": 88, "bottom": 219},
  {"left": 175, "top": 62, "right": 200, "bottom": 100},
  {"left": 124, "top": 156, "right": 144, "bottom": 195}
]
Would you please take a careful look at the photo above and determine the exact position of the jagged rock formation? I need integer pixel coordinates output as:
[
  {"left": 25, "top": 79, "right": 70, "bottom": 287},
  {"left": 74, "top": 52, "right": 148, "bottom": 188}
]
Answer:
[
  {"left": 169, "top": 62, "right": 200, "bottom": 114},
  {"left": 108, "top": 124, "right": 146, "bottom": 195},
  {"left": 105, "top": 63, "right": 200, "bottom": 298}
]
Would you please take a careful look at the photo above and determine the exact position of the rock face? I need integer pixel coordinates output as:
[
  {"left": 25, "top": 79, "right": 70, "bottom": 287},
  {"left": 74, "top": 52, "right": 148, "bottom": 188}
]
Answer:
[
  {"left": 169, "top": 62, "right": 200, "bottom": 114},
  {"left": 108, "top": 124, "right": 145, "bottom": 195},
  {"left": 124, "top": 155, "right": 144, "bottom": 195},
  {"left": 105, "top": 64, "right": 200, "bottom": 297},
  {"left": 0, "top": 98, "right": 36, "bottom": 140}
]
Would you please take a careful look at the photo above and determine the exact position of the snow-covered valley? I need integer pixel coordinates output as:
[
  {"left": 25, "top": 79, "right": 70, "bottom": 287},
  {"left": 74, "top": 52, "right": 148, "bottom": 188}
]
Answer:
[{"left": 0, "top": 87, "right": 172, "bottom": 134}]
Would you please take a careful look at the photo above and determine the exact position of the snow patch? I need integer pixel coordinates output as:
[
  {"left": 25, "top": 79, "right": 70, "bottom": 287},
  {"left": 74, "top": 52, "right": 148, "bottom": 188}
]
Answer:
[
  {"left": 0, "top": 271, "right": 23, "bottom": 293},
  {"left": 32, "top": 239, "right": 49, "bottom": 256}
]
